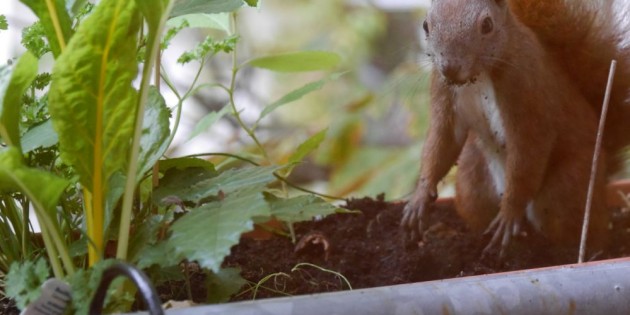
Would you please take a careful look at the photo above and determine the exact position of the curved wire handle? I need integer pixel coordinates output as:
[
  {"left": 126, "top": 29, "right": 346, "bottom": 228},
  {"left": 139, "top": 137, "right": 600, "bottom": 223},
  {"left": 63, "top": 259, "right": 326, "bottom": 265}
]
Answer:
[{"left": 89, "top": 262, "right": 164, "bottom": 315}]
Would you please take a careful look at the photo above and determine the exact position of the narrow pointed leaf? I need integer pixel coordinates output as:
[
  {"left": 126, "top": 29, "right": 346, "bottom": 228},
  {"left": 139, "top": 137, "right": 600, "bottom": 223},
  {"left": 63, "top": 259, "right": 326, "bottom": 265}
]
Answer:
[
  {"left": 257, "top": 73, "right": 343, "bottom": 123},
  {"left": 0, "top": 52, "right": 38, "bottom": 151},
  {"left": 20, "top": 0, "right": 73, "bottom": 57},
  {"left": 288, "top": 128, "right": 327, "bottom": 164},
  {"left": 188, "top": 104, "right": 230, "bottom": 141},
  {"left": 248, "top": 51, "right": 341, "bottom": 73}
]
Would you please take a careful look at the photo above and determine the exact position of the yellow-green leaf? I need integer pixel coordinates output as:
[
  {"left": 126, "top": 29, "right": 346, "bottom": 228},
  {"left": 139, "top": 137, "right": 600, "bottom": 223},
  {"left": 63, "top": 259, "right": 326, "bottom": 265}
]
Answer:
[{"left": 48, "top": 0, "right": 141, "bottom": 264}]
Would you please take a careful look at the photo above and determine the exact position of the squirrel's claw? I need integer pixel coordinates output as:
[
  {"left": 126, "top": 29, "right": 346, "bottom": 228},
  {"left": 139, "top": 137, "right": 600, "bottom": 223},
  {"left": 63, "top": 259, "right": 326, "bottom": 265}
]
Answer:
[
  {"left": 482, "top": 211, "right": 522, "bottom": 260},
  {"left": 401, "top": 194, "right": 432, "bottom": 243}
]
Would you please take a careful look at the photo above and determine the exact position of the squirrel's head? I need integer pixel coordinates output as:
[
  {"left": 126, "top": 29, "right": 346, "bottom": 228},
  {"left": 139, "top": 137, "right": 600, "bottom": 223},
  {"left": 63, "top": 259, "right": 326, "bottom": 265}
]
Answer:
[{"left": 424, "top": 0, "right": 511, "bottom": 86}]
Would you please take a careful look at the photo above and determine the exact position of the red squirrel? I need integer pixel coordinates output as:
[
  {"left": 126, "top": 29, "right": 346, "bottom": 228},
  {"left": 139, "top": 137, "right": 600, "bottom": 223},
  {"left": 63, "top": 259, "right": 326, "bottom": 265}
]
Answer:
[{"left": 401, "top": 0, "right": 630, "bottom": 257}]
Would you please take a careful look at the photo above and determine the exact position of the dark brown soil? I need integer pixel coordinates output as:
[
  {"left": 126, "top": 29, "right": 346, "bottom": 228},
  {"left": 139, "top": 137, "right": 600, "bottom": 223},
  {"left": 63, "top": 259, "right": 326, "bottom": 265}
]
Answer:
[{"left": 220, "top": 195, "right": 630, "bottom": 301}]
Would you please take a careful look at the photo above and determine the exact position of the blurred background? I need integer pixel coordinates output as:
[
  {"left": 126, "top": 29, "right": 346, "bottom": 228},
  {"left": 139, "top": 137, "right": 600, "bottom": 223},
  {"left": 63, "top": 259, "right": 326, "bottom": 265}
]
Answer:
[{"left": 1, "top": 0, "right": 450, "bottom": 202}]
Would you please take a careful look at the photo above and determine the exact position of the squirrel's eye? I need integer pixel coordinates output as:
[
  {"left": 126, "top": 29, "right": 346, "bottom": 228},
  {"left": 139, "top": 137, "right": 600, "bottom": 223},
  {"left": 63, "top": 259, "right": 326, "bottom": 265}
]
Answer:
[
  {"left": 423, "top": 20, "right": 429, "bottom": 35},
  {"left": 481, "top": 17, "right": 493, "bottom": 34}
]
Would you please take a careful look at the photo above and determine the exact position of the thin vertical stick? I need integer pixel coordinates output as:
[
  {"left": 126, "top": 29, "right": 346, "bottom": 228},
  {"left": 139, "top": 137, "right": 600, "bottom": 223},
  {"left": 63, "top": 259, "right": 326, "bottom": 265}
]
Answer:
[{"left": 579, "top": 60, "right": 617, "bottom": 263}]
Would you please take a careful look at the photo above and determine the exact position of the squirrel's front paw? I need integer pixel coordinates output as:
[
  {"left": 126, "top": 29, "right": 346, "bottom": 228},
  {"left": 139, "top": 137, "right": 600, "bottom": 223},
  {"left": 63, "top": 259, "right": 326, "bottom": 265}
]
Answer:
[
  {"left": 482, "top": 210, "right": 524, "bottom": 260},
  {"left": 401, "top": 193, "right": 433, "bottom": 242}
]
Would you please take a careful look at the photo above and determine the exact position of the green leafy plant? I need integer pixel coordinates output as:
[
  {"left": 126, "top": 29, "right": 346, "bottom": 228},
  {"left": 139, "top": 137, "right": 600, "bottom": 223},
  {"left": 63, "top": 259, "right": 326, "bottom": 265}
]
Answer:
[{"left": 1, "top": 0, "right": 346, "bottom": 311}]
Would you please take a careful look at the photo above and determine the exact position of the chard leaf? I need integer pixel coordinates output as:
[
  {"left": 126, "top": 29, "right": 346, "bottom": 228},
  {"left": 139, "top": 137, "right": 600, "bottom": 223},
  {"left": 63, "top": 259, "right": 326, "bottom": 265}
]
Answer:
[
  {"left": 168, "top": 186, "right": 270, "bottom": 272},
  {"left": 49, "top": 0, "right": 140, "bottom": 189},
  {"left": 20, "top": 0, "right": 73, "bottom": 57},
  {"left": 248, "top": 51, "right": 341, "bottom": 73},
  {"left": 0, "top": 52, "right": 38, "bottom": 152},
  {"left": 48, "top": 0, "right": 141, "bottom": 263}
]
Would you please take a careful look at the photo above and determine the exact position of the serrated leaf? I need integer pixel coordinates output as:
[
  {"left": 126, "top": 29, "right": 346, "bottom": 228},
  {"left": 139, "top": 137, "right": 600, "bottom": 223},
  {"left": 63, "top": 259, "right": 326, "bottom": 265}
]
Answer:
[
  {"left": 288, "top": 129, "right": 327, "bottom": 164},
  {"left": 5, "top": 259, "right": 50, "bottom": 310},
  {"left": 167, "top": 13, "right": 230, "bottom": 33},
  {"left": 206, "top": 267, "right": 246, "bottom": 303},
  {"left": 154, "top": 165, "right": 280, "bottom": 206},
  {"left": 248, "top": 51, "right": 341, "bottom": 73},
  {"left": 129, "top": 213, "right": 174, "bottom": 267},
  {"left": 257, "top": 73, "right": 343, "bottom": 123},
  {"left": 48, "top": 0, "right": 141, "bottom": 263},
  {"left": 188, "top": 104, "right": 230, "bottom": 141},
  {"left": 0, "top": 52, "right": 38, "bottom": 152},
  {"left": 20, "top": 0, "right": 73, "bottom": 57},
  {"left": 135, "top": 240, "right": 180, "bottom": 269},
  {"left": 137, "top": 87, "right": 171, "bottom": 179},
  {"left": 21, "top": 120, "right": 59, "bottom": 153},
  {"left": 171, "top": 0, "right": 244, "bottom": 17},
  {"left": 168, "top": 187, "right": 269, "bottom": 272},
  {"left": 267, "top": 194, "right": 340, "bottom": 224}
]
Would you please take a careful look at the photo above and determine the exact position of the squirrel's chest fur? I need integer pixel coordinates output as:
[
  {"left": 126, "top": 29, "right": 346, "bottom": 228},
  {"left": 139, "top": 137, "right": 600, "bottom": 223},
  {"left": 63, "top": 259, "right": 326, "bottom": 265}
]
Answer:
[{"left": 454, "top": 72, "right": 507, "bottom": 194}]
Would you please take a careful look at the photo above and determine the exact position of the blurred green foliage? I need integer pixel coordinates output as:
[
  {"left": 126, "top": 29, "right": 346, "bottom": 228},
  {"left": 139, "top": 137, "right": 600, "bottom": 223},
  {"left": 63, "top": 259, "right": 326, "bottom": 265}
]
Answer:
[{"left": 230, "top": 0, "right": 433, "bottom": 200}]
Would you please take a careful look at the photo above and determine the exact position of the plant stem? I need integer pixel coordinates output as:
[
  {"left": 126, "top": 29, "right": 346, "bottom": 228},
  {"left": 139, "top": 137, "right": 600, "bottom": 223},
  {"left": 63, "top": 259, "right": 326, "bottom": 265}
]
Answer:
[
  {"left": 116, "top": 0, "right": 175, "bottom": 261},
  {"left": 227, "top": 12, "right": 269, "bottom": 163},
  {"left": 163, "top": 58, "right": 207, "bottom": 151},
  {"left": 182, "top": 151, "right": 346, "bottom": 200},
  {"left": 578, "top": 60, "right": 616, "bottom": 263}
]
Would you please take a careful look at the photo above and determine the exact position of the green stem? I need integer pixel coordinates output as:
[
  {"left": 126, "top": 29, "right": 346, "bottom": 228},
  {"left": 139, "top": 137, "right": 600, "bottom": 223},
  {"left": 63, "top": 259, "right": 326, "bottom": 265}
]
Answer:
[
  {"left": 116, "top": 0, "right": 175, "bottom": 260},
  {"left": 163, "top": 58, "right": 207, "bottom": 151},
  {"left": 226, "top": 13, "right": 269, "bottom": 162},
  {"left": 39, "top": 227, "right": 63, "bottom": 279},
  {"left": 180, "top": 152, "right": 346, "bottom": 201},
  {"left": 21, "top": 200, "right": 28, "bottom": 259}
]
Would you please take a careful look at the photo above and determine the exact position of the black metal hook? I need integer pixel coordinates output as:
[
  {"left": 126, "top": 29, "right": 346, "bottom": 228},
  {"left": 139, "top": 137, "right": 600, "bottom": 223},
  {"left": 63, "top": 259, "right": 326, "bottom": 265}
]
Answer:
[{"left": 89, "top": 262, "right": 164, "bottom": 315}]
